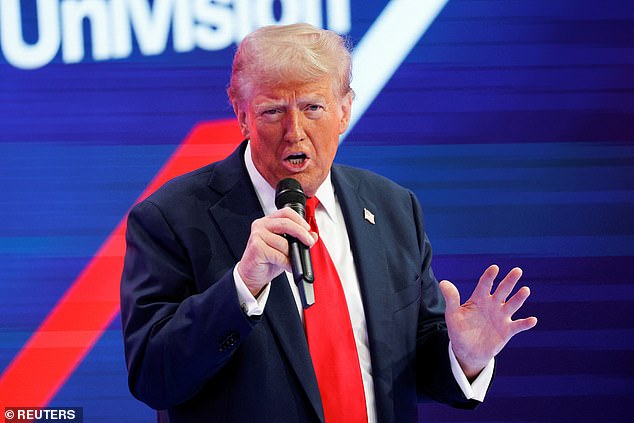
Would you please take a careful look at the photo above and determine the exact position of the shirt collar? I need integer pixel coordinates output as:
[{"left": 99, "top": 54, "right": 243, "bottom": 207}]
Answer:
[{"left": 244, "top": 141, "right": 337, "bottom": 224}]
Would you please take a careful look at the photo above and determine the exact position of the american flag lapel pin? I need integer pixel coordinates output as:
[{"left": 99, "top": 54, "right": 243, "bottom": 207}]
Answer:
[{"left": 363, "top": 208, "right": 375, "bottom": 225}]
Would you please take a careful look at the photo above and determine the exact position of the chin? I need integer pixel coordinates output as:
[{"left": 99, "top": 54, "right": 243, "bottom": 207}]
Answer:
[
  {"left": 276, "top": 171, "right": 324, "bottom": 197},
  {"left": 297, "top": 179, "right": 320, "bottom": 197}
]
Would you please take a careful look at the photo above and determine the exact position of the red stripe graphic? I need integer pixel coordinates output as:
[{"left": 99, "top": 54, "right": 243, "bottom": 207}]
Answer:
[{"left": 0, "top": 119, "right": 243, "bottom": 409}]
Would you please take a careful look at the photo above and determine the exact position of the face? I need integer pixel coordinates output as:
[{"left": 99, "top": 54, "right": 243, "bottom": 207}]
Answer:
[{"left": 235, "top": 78, "right": 352, "bottom": 197}]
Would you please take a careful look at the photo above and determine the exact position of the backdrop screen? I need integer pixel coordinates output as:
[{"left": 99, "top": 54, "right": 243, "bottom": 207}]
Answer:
[{"left": 1, "top": 1, "right": 632, "bottom": 422}]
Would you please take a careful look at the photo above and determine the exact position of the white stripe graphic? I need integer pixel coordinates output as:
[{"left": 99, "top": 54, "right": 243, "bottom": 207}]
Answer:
[{"left": 344, "top": 0, "right": 449, "bottom": 139}]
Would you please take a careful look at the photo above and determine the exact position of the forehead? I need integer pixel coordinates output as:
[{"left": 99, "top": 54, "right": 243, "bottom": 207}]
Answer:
[{"left": 248, "top": 78, "right": 337, "bottom": 104}]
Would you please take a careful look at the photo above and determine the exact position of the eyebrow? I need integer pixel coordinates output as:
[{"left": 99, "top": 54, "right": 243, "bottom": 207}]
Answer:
[{"left": 253, "top": 94, "right": 328, "bottom": 109}]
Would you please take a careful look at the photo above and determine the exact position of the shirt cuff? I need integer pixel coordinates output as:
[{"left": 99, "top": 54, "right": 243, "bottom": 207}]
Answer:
[
  {"left": 233, "top": 264, "right": 271, "bottom": 316},
  {"left": 448, "top": 341, "right": 495, "bottom": 402}
]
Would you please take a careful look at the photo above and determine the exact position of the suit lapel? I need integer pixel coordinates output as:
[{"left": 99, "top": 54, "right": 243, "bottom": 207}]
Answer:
[
  {"left": 207, "top": 143, "right": 324, "bottom": 422},
  {"left": 265, "top": 277, "right": 324, "bottom": 420},
  {"left": 332, "top": 166, "right": 395, "bottom": 422}
]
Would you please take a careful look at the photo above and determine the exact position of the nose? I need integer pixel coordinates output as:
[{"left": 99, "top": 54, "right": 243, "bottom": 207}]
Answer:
[{"left": 283, "top": 108, "right": 305, "bottom": 143}]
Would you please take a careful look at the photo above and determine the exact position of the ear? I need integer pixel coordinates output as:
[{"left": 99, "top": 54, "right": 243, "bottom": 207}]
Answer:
[
  {"left": 234, "top": 101, "right": 250, "bottom": 138},
  {"left": 338, "top": 92, "right": 353, "bottom": 134}
]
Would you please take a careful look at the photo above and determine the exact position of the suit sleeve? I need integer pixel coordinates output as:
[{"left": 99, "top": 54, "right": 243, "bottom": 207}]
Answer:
[
  {"left": 409, "top": 192, "right": 483, "bottom": 409},
  {"left": 120, "top": 200, "right": 258, "bottom": 409}
]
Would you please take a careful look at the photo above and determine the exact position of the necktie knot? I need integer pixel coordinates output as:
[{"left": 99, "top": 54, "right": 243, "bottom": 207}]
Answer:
[{"left": 305, "top": 196, "right": 319, "bottom": 232}]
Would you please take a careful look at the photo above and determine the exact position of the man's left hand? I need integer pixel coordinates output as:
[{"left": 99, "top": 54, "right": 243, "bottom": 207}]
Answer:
[{"left": 439, "top": 265, "right": 538, "bottom": 380}]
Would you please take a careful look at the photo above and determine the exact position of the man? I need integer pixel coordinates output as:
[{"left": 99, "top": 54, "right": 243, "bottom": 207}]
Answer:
[{"left": 120, "top": 23, "right": 537, "bottom": 422}]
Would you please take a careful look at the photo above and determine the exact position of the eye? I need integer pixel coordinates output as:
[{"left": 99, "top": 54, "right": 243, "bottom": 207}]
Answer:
[
  {"left": 304, "top": 104, "right": 325, "bottom": 119},
  {"left": 257, "top": 108, "right": 284, "bottom": 123},
  {"left": 306, "top": 104, "right": 323, "bottom": 112}
]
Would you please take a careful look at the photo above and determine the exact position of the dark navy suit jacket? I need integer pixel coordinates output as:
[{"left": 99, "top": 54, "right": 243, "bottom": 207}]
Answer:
[{"left": 120, "top": 141, "right": 480, "bottom": 422}]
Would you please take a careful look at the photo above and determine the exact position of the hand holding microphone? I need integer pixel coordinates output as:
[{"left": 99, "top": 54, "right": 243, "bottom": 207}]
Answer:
[
  {"left": 275, "top": 178, "right": 315, "bottom": 308},
  {"left": 236, "top": 179, "right": 317, "bottom": 301}
]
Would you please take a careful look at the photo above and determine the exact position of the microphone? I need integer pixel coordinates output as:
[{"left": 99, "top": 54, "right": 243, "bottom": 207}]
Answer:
[{"left": 275, "top": 178, "right": 314, "bottom": 308}]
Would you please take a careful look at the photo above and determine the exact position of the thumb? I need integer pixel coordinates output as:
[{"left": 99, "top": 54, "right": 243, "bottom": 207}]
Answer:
[{"left": 439, "top": 280, "right": 461, "bottom": 311}]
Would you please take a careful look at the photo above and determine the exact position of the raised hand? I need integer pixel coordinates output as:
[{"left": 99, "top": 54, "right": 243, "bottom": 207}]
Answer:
[{"left": 439, "top": 265, "right": 538, "bottom": 379}]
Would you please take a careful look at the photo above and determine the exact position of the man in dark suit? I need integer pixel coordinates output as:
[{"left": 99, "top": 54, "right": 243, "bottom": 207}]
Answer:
[{"left": 120, "top": 23, "right": 537, "bottom": 422}]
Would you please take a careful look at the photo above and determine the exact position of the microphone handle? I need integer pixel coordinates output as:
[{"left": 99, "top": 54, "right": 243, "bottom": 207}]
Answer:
[{"left": 287, "top": 234, "right": 314, "bottom": 309}]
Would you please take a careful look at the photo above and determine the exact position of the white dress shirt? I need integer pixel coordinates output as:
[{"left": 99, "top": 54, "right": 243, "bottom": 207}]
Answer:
[{"left": 233, "top": 142, "right": 494, "bottom": 421}]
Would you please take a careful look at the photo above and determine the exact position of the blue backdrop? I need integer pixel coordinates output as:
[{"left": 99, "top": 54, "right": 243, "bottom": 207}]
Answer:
[{"left": 1, "top": 0, "right": 632, "bottom": 422}]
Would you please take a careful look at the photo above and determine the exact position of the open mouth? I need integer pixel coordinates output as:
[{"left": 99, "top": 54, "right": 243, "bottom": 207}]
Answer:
[{"left": 285, "top": 153, "right": 307, "bottom": 166}]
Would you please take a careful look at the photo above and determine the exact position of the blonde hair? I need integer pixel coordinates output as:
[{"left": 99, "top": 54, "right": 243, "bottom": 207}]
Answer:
[{"left": 227, "top": 23, "right": 353, "bottom": 108}]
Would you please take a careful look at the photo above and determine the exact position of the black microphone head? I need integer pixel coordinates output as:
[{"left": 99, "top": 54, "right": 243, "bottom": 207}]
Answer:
[{"left": 275, "top": 178, "right": 306, "bottom": 215}]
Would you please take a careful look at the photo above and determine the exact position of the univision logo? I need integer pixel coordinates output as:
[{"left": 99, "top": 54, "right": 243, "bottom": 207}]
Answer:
[{"left": 0, "top": 0, "right": 351, "bottom": 70}]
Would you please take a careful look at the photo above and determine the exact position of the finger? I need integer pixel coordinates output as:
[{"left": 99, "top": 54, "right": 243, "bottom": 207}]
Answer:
[
  {"left": 256, "top": 244, "right": 291, "bottom": 272},
  {"left": 272, "top": 207, "right": 311, "bottom": 230},
  {"left": 262, "top": 233, "right": 295, "bottom": 270},
  {"left": 262, "top": 216, "right": 316, "bottom": 247},
  {"left": 492, "top": 267, "right": 523, "bottom": 302},
  {"left": 245, "top": 232, "right": 288, "bottom": 264},
  {"left": 510, "top": 316, "right": 538, "bottom": 336},
  {"left": 439, "top": 280, "right": 461, "bottom": 312},
  {"left": 503, "top": 286, "right": 531, "bottom": 317},
  {"left": 239, "top": 237, "right": 291, "bottom": 286},
  {"left": 471, "top": 264, "right": 499, "bottom": 299},
  {"left": 258, "top": 231, "right": 290, "bottom": 256}
]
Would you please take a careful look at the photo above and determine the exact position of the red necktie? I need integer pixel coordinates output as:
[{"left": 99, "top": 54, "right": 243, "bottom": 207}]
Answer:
[{"left": 304, "top": 196, "right": 368, "bottom": 423}]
